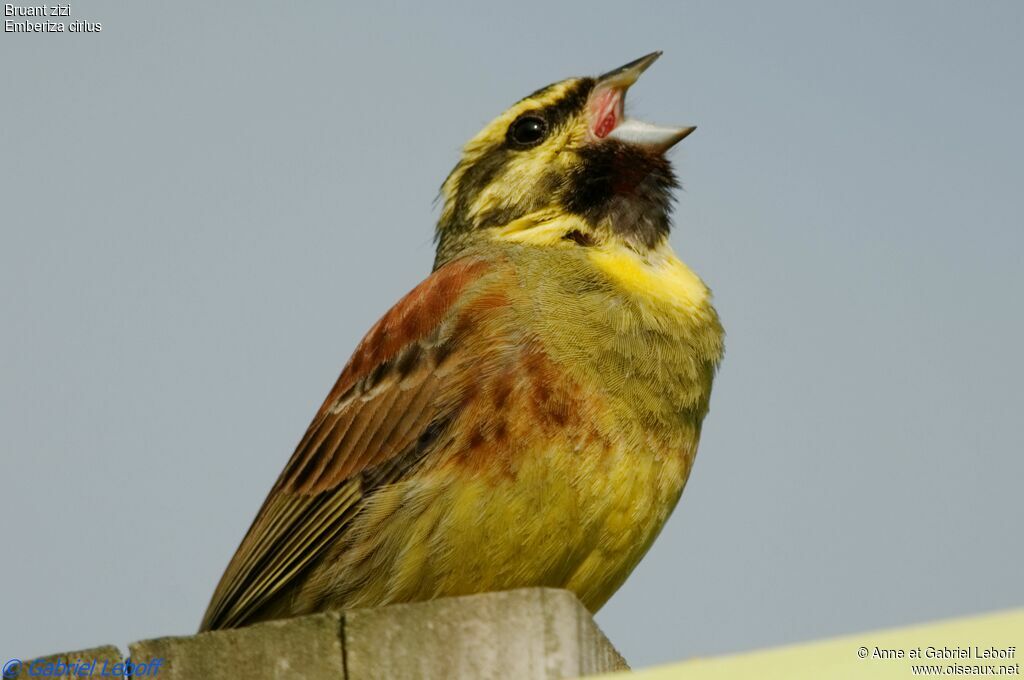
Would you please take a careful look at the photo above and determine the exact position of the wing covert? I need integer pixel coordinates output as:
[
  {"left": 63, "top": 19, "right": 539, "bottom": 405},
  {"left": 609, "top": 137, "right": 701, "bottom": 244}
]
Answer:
[{"left": 200, "top": 255, "right": 508, "bottom": 631}]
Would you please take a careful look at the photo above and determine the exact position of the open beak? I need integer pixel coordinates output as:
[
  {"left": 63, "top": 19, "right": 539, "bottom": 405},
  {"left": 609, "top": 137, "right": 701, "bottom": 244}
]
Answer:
[{"left": 588, "top": 51, "right": 696, "bottom": 152}]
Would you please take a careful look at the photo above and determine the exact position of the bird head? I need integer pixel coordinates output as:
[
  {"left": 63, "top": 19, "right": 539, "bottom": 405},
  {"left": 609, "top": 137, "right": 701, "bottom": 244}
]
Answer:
[{"left": 435, "top": 52, "right": 695, "bottom": 267}]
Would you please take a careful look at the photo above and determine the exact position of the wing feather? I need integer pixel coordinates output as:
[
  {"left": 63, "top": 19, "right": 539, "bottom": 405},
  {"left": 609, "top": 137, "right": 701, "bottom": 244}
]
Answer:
[{"left": 200, "top": 256, "right": 504, "bottom": 631}]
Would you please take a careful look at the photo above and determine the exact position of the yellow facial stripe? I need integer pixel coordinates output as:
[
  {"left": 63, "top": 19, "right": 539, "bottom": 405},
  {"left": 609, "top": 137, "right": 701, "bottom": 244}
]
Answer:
[
  {"left": 491, "top": 213, "right": 587, "bottom": 247},
  {"left": 588, "top": 243, "right": 710, "bottom": 311}
]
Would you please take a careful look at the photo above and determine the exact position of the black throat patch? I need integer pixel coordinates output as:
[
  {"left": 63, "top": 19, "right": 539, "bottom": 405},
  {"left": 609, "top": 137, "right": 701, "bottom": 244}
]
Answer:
[{"left": 562, "top": 141, "right": 677, "bottom": 249}]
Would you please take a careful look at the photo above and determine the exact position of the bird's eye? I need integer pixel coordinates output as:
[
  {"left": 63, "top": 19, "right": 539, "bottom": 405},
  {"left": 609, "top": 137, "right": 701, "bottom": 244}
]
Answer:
[{"left": 507, "top": 115, "right": 548, "bottom": 148}]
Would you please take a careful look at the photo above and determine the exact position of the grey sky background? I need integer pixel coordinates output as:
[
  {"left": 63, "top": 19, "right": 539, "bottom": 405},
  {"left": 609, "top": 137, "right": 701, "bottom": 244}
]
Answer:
[{"left": 2, "top": 0, "right": 1022, "bottom": 668}]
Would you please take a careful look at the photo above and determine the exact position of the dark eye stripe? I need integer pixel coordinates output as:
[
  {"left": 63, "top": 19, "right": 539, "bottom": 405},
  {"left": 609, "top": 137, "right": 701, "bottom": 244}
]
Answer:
[
  {"left": 438, "top": 78, "right": 596, "bottom": 242},
  {"left": 450, "top": 147, "right": 512, "bottom": 229},
  {"left": 521, "top": 78, "right": 594, "bottom": 132}
]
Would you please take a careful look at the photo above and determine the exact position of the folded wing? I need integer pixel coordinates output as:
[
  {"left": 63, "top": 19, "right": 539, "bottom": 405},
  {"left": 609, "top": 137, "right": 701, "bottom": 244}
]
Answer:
[{"left": 199, "top": 255, "right": 511, "bottom": 631}]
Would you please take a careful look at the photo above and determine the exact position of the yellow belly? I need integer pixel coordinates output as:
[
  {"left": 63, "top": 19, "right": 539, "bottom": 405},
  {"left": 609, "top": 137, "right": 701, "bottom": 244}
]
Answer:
[{"left": 309, "top": 433, "right": 694, "bottom": 614}]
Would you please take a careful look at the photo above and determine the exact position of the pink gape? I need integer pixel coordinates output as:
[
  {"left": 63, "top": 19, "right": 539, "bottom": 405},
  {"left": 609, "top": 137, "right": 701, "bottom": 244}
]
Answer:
[{"left": 589, "top": 86, "right": 623, "bottom": 139}]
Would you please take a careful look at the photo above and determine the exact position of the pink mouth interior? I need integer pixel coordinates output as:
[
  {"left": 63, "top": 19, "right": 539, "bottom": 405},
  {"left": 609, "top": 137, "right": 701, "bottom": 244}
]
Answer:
[{"left": 589, "top": 87, "right": 623, "bottom": 139}]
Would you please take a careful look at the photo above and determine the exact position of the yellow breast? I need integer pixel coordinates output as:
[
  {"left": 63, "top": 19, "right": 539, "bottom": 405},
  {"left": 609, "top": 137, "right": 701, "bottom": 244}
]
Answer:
[{"left": 587, "top": 241, "right": 710, "bottom": 313}]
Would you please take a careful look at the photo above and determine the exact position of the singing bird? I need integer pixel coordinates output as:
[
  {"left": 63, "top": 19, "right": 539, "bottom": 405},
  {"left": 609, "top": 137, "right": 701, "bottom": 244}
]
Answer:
[{"left": 200, "top": 52, "right": 724, "bottom": 632}]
